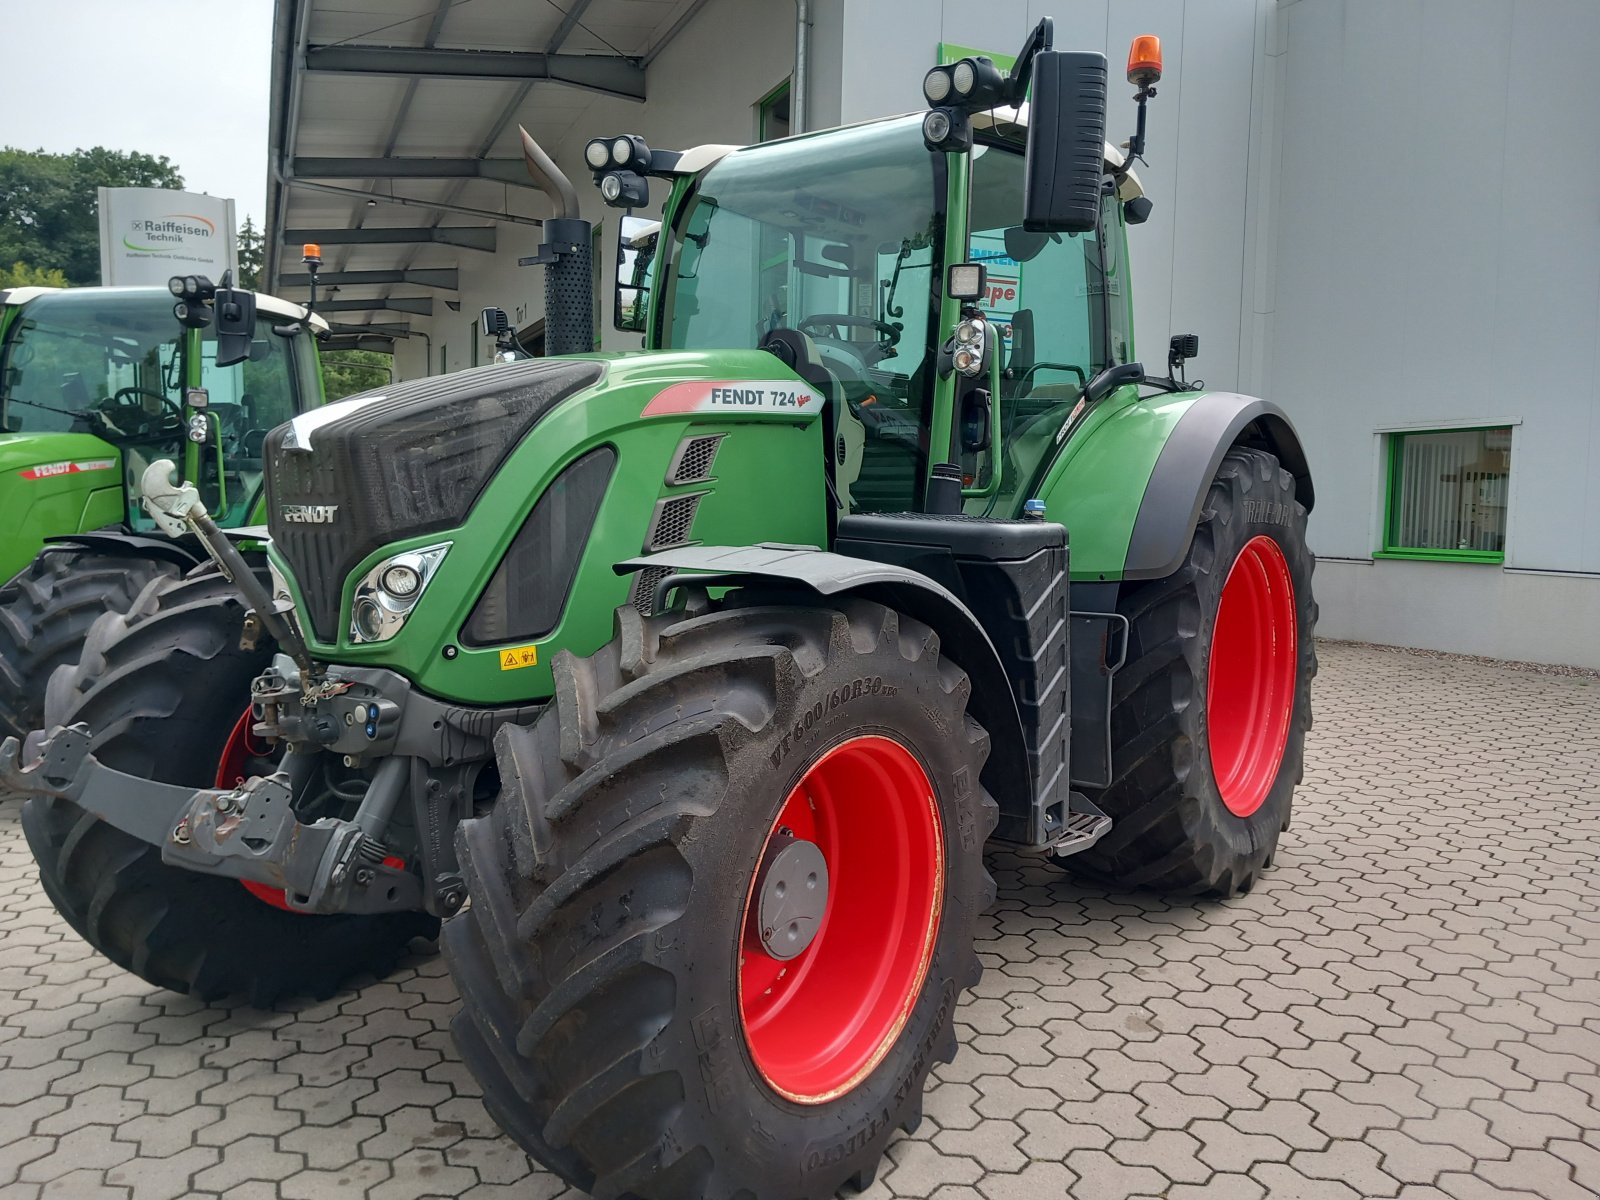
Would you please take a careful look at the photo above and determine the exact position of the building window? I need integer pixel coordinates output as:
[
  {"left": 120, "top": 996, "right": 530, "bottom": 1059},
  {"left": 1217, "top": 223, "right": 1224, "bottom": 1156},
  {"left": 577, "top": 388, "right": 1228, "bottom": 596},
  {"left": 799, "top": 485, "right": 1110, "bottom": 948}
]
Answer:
[
  {"left": 1380, "top": 427, "right": 1511, "bottom": 562},
  {"left": 757, "top": 80, "right": 791, "bottom": 142}
]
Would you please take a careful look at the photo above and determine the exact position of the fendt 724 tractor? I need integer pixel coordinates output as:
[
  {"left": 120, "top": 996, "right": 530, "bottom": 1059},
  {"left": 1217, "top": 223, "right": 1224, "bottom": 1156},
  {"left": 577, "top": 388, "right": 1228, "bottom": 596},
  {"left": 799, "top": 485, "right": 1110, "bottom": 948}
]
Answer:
[
  {"left": 0, "top": 275, "right": 329, "bottom": 740},
  {"left": 5, "top": 22, "right": 1317, "bottom": 1198}
]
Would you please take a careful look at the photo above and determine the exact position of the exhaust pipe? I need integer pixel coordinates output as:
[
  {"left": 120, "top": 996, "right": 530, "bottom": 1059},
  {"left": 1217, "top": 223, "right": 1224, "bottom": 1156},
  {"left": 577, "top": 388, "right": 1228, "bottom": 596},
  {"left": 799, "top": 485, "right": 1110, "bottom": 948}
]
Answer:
[{"left": 518, "top": 126, "right": 593, "bottom": 356}]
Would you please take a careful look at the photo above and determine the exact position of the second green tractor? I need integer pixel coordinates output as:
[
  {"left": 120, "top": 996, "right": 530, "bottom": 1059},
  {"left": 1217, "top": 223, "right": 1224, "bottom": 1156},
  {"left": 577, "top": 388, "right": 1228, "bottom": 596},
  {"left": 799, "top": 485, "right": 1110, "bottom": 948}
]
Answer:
[{"left": 7, "top": 21, "right": 1317, "bottom": 1199}]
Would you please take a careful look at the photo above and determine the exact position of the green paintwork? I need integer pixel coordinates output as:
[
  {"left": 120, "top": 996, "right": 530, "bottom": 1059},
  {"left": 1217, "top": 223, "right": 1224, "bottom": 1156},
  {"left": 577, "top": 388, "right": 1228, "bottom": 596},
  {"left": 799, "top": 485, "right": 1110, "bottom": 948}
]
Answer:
[
  {"left": 269, "top": 350, "right": 829, "bottom": 704},
  {"left": 1034, "top": 387, "right": 1206, "bottom": 581},
  {"left": 0, "top": 432, "right": 125, "bottom": 581},
  {"left": 0, "top": 286, "right": 323, "bottom": 582}
]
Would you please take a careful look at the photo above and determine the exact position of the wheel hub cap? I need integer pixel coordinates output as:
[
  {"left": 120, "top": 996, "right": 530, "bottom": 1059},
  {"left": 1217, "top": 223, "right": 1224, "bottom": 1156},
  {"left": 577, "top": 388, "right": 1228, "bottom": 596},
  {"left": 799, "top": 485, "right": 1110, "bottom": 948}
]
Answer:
[{"left": 755, "top": 831, "right": 829, "bottom": 960}]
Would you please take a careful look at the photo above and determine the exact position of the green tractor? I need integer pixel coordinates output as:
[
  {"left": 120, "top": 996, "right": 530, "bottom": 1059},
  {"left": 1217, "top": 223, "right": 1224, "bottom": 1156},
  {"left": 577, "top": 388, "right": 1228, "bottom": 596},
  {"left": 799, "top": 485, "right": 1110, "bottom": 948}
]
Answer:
[
  {"left": 0, "top": 274, "right": 329, "bottom": 741},
  {"left": 5, "top": 22, "right": 1317, "bottom": 1198}
]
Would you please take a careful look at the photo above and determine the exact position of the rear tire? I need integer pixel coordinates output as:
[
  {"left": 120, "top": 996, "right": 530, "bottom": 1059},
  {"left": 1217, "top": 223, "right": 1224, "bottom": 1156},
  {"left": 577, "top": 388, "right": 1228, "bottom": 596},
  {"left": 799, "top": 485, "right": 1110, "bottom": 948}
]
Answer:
[
  {"left": 0, "top": 549, "right": 178, "bottom": 741},
  {"left": 1070, "top": 446, "right": 1317, "bottom": 897},
  {"left": 20, "top": 566, "right": 438, "bottom": 1005},
  {"left": 446, "top": 596, "right": 997, "bottom": 1199}
]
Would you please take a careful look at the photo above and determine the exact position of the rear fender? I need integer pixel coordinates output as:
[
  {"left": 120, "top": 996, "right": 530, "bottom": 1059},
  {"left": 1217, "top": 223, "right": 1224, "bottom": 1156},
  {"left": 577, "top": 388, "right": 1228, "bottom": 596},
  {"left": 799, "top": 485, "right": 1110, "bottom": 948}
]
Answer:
[
  {"left": 616, "top": 544, "right": 1036, "bottom": 845},
  {"left": 1124, "top": 392, "right": 1313, "bottom": 581}
]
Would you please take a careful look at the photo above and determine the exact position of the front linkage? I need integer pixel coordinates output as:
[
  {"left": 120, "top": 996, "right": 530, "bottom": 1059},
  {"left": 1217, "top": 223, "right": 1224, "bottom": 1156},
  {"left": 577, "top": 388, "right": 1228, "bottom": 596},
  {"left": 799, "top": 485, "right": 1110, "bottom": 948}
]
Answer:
[{"left": 0, "top": 460, "right": 534, "bottom": 919}]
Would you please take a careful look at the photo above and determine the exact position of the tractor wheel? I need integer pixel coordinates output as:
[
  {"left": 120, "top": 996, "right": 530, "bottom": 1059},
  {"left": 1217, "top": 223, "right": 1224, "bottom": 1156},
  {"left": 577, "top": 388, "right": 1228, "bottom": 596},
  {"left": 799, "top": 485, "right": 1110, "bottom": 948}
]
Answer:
[
  {"left": 1070, "top": 446, "right": 1317, "bottom": 898},
  {"left": 0, "top": 549, "right": 178, "bottom": 741},
  {"left": 446, "top": 596, "right": 997, "bottom": 1199},
  {"left": 20, "top": 566, "right": 438, "bottom": 1005}
]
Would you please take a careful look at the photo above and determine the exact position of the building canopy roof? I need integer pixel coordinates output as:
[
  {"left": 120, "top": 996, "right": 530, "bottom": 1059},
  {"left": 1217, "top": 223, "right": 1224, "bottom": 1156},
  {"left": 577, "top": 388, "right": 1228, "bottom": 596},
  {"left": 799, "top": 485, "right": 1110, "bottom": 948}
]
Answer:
[{"left": 266, "top": 0, "right": 706, "bottom": 350}]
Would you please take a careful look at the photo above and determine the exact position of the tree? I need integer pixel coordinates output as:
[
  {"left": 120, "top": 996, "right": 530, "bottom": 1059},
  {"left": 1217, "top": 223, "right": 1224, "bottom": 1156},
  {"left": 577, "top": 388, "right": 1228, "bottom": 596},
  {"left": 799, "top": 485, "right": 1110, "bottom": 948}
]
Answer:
[
  {"left": 0, "top": 147, "right": 184, "bottom": 285},
  {"left": 0, "top": 262, "right": 69, "bottom": 289},
  {"left": 237, "top": 216, "right": 264, "bottom": 290},
  {"left": 319, "top": 349, "right": 393, "bottom": 402}
]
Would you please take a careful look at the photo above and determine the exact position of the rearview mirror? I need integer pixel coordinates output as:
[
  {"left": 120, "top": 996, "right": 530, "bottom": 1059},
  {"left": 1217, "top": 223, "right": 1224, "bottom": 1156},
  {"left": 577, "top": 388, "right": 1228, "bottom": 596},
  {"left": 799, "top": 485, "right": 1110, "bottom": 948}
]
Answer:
[
  {"left": 1024, "top": 51, "right": 1108, "bottom": 234},
  {"left": 213, "top": 284, "right": 257, "bottom": 368},
  {"left": 614, "top": 215, "right": 659, "bottom": 334}
]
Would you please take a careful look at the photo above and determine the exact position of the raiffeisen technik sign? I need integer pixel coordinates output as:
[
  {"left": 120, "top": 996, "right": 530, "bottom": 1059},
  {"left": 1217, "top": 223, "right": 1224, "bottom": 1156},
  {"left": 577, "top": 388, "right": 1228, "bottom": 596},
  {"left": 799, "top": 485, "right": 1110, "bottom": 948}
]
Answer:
[{"left": 97, "top": 188, "right": 237, "bottom": 286}]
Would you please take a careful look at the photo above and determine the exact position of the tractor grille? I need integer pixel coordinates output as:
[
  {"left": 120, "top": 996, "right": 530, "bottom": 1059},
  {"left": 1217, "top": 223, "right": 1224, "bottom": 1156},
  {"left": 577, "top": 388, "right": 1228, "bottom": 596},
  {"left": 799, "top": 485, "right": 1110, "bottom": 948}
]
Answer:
[
  {"left": 666, "top": 433, "right": 724, "bottom": 484},
  {"left": 266, "top": 358, "right": 604, "bottom": 641},
  {"left": 629, "top": 565, "right": 674, "bottom": 615}
]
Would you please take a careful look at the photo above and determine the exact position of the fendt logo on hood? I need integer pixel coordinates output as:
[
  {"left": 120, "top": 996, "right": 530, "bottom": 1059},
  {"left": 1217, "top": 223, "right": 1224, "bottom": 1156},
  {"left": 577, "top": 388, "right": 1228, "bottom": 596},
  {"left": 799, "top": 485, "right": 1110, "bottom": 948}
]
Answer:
[{"left": 281, "top": 504, "right": 339, "bottom": 525}]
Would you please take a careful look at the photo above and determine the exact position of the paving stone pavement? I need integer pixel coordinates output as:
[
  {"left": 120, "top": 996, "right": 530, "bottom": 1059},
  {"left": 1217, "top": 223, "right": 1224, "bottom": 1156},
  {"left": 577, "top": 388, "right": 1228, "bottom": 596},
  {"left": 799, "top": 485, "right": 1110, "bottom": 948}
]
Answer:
[{"left": 2, "top": 640, "right": 1598, "bottom": 1199}]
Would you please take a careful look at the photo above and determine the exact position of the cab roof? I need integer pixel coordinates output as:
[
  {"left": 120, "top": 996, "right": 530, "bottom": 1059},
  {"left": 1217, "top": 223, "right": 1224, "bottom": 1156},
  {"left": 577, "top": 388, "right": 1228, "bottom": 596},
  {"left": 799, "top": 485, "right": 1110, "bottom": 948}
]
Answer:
[{"left": 0, "top": 285, "right": 331, "bottom": 334}]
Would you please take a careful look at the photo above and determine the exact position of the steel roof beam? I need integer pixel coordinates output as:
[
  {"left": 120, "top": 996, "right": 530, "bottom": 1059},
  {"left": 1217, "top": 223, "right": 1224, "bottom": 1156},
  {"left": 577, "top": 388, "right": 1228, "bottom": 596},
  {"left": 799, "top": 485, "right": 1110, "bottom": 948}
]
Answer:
[
  {"left": 318, "top": 296, "right": 435, "bottom": 316},
  {"left": 328, "top": 321, "right": 412, "bottom": 336},
  {"left": 292, "top": 157, "right": 533, "bottom": 185},
  {"left": 304, "top": 44, "right": 645, "bottom": 101},
  {"left": 282, "top": 226, "right": 497, "bottom": 251},
  {"left": 278, "top": 268, "right": 459, "bottom": 290}
]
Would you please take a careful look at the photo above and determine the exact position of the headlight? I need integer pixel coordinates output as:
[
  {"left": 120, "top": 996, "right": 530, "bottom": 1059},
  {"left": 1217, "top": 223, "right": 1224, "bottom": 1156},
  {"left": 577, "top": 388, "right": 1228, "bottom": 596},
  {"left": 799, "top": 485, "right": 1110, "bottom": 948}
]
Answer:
[{"left": 349, "top": 543, "right": 450, "bottom": 644}]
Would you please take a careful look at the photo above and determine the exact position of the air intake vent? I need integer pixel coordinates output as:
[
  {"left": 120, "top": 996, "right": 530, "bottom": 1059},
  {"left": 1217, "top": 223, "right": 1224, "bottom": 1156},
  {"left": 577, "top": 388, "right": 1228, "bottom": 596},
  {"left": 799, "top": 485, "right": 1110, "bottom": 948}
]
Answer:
[
  {"left": 630, "top": 565, "right": 673, "bottom": 615},
  {"left": 667, "top": 434, "right": 724, "bottom": 485},
  {"left": 645, "top": 491, "right": 705, "bottom": 550}
]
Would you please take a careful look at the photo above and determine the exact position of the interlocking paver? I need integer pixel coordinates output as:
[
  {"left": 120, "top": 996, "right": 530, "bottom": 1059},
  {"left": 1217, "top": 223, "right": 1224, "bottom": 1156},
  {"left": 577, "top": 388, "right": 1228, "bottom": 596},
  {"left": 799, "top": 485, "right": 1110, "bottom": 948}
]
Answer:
[{"left": 1, "top": 640, "right": 1598, "bottom": 1198}]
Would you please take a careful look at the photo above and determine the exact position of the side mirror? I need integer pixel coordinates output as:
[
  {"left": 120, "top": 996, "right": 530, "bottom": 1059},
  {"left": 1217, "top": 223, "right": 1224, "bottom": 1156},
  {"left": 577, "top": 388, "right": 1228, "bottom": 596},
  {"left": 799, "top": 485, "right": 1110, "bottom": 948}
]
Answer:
[
  {"left": 1023, "top": 51, "right": 1108, "bottom": 234},
  {"left": 615, "top": 215, "right": 659, "bottom": 335},
  {"left": 213, "top": 283, "right": 256, "bottom": 368}
]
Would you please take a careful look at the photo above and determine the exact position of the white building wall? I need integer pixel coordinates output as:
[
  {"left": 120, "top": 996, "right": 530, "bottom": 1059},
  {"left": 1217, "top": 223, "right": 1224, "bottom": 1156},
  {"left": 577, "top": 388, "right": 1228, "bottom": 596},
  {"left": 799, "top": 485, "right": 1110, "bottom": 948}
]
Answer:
[{"left": 1266, "top": 0, "right": 1600, "bottom": 665}]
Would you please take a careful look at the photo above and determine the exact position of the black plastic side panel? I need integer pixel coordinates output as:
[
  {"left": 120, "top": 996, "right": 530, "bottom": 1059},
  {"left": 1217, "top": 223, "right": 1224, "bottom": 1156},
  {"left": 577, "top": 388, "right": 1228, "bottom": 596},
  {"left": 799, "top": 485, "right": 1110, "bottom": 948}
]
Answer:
[
  {"left": 835, "top": 513, "right": 1069, "bottom": 846},
  {"left": 1124, "top": 393, "right": 1314, "bottom": 582}
]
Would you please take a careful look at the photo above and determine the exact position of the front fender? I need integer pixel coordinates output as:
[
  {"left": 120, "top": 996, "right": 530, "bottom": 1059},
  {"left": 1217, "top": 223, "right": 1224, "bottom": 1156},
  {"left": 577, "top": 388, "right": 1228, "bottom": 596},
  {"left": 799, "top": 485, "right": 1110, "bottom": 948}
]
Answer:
[{"left": 616, "top": 543, "right": 1038, "bottom": 846}]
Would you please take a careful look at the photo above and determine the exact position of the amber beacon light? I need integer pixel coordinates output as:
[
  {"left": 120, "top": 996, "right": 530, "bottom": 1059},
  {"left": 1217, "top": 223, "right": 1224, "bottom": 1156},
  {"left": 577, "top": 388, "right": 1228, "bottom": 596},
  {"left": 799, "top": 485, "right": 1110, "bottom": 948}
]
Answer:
[{"left": 1127, "top": 35, "right": 1163, "bottom": 87}]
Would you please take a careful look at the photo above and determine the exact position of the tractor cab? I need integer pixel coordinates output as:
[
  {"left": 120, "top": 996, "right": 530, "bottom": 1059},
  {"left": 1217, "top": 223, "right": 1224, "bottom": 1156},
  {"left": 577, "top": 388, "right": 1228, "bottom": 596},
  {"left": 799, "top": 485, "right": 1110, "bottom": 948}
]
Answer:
[
  {"left": 623, "top": 111, "right": 1145, "bottom": 518},
  {"left": 0, "top": 285, "right": 327, "bottom": 580}
]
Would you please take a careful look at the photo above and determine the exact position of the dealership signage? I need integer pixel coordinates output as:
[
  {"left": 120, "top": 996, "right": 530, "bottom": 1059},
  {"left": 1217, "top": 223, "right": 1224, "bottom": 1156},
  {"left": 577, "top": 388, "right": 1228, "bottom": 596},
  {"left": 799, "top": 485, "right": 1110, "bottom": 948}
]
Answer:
[{"left": 97, "top": 188, "right": 237, "bottom": 286}]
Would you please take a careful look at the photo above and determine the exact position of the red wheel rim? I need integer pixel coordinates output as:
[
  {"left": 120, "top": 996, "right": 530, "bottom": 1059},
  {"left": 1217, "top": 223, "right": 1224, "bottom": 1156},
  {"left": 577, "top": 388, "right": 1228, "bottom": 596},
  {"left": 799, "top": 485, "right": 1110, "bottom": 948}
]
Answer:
[
  {"left": 1206, "top": 534, "right": 1297, "bottom": 818},
  {"left": 737, "top": 735, "right": 943, "bottom": 1104}
]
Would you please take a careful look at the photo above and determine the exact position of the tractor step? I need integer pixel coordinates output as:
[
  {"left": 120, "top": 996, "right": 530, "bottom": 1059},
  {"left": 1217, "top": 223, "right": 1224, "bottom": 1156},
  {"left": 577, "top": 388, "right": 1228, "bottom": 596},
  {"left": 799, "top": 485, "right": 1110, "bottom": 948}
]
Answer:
[{"left": 1046, "top": 792, "right": 1113, "bottom": 858}]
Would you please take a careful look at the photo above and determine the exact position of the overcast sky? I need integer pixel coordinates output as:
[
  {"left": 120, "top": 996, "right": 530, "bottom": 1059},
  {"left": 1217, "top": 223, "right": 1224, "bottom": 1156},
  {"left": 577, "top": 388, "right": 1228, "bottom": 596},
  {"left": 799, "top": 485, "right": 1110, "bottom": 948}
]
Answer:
[{"left": 3, "top": 1, "right": 274, "bottom": 226}]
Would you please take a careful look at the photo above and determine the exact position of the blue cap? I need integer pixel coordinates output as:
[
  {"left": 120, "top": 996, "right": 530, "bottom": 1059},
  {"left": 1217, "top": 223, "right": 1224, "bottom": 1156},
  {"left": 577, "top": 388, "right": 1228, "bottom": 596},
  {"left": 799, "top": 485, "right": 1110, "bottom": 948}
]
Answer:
[{"left": 1023, "top": 499, "right": 1047, "bottom": 517}]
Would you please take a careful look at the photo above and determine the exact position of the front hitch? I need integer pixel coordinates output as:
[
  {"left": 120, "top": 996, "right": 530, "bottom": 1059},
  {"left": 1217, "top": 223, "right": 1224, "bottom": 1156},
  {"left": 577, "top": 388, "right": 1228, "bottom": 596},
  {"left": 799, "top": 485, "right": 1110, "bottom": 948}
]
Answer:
[{"left": 0, "top": 726, "right": 419, "bottom": 915}]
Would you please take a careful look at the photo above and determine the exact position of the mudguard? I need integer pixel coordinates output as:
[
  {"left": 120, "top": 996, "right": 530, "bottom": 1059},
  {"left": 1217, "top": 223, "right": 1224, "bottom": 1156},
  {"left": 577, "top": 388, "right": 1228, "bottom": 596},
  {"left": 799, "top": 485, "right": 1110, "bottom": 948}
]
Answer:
[
  {"left": 616, "top": 543, "right": 1039, "bottom": 845},
  {"left": 40, "top": 530, "right": 206, "bottom": 570},
  {"left": 1124, "top": 392, "right": 1313, "bottom": 581}
]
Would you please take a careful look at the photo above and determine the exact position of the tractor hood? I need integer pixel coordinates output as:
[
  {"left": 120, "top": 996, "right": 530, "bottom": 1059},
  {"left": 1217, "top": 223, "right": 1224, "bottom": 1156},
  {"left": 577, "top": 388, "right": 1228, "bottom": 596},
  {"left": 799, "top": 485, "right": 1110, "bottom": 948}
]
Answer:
[
  {"left": 262, "top": 349, "right": 830, "bottom": 700},
  {"left": 0, "top": 431, "right": 124, "bottom": 581},
  {"left": 265, "top": 350, "right": 826, "bottom": 645}
]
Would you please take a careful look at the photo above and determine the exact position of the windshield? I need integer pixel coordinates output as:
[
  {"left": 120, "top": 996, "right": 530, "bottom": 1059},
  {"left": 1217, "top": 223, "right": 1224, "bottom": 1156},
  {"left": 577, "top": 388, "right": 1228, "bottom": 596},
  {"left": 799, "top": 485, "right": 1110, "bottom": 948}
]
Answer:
[
  {"left": 659, "top": 116, "right": 946, "bottom": 512},
  {"left": 1, "top": 288, "right": 307, "bottom": 523}
]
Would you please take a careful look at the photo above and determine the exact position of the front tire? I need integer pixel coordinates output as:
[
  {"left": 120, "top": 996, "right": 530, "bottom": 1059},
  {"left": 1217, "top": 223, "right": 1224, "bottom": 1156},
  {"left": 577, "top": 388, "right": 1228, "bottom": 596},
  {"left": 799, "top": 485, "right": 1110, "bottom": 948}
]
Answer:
[
  {"left": 446, "top": 597, "right": 997, "bottom": 1199},
  {"left": 20, "top": 567, "right": 438, "bottom": 1005},
  {"left": 0, "top": 549, "right": 178, "bottom": 740},
  {"left": 1070, "top": 446, "right": 1317, "bottom": 897}
]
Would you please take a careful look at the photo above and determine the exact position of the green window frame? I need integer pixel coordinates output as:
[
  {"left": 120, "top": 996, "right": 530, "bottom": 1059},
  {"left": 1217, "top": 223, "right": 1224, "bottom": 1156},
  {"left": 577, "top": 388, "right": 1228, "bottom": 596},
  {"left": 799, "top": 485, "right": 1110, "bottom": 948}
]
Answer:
[{"left": 1377, "top": 425, "right": 1511, "bottom": 563}]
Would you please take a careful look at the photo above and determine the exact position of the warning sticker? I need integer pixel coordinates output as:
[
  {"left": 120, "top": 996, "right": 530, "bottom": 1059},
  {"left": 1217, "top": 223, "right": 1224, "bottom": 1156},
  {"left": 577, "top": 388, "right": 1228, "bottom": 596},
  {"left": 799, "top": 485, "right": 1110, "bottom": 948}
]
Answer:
[
  {"left": 19, "top": 459, "right": 117, "bottom": 481},
  {"left": 641, "top": 380, "right": 823, "bottom": 419},
  {"left": 498, "top": 644, "right": 540, "bottom": 672}
]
